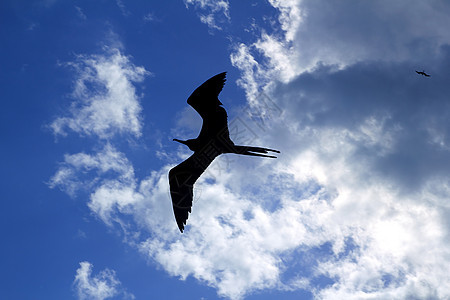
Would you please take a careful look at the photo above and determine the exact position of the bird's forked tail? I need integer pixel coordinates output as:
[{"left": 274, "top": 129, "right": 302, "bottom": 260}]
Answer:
[{"left": 232, "top": 145, "right": 280, "bottom": 158}]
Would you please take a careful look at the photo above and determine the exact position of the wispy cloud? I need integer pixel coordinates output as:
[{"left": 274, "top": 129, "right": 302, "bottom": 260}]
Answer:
[
  {"left": 73, "top": 261, "right": 134, "bottom": 300},
  {"left": 143, "top": 12, "right": 159, "bottom": 23},
  {"left": 75, "top": 6, "right": 87, "bottom": 20},
  {"left": 184, "top": 0, "right": 230, "bottom": 30},
  {"left": 49, "top": 144, "right": 135, "bottom": 199},
  {"left": 50, "top": 48, "right": 149, "bottom": 139},
  {"left": 116, "top": 0, "right": 131, "bottom": 17}
]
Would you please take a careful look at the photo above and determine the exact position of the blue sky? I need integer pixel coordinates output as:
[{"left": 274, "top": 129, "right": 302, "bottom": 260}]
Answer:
[{"left": 2, "top": 1, "right": 450, "bottom": 299}]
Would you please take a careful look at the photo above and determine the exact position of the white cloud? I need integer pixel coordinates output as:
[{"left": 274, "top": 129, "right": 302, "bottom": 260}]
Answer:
[
  {"left": 49, "top": 144, "right": 134, "bottom": 197},
  {"left": 89, "top": 179, "right": 142, "bottom": 227},
  {"left": 184, "top": 0, "right": 230, "bottom": 30},
  {"left": 267, "top": 0, "right": 303, "bottom": 42},
  {"left": 74, "top": 261, "right": 134, "bottom": 300},
  {"left": 50, "top": 48, "right": 149, "bottom": 139},
  {"left": 235, "top": 0, "right": 450, "bottom": 84}
]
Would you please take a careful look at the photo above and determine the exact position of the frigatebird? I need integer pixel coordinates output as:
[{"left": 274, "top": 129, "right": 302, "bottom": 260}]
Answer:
[
  {"left": 416, "top": 70, "right": 431, "bottom": 77},
  {"left": 169, "top": 72, "right": 280, "bottom": 232}
]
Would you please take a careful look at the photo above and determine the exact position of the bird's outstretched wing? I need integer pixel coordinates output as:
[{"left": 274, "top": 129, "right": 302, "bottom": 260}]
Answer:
[
  {"left": 187, "top": 72, "right": 226, "bottom": 119},
  {"left": 416, "top": 70, "right": 431, "bottom": 77},
  {"left": 187, "top": 72, "right": 233, "bottom": 147},
  {"left": 168, "top": 144, "right": 221, "bottom": 232}
]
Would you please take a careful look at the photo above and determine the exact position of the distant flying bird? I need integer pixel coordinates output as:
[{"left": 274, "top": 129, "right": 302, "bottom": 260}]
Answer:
[
  {"left": 416, "top": 70, "right": 431, "bottom": 77},
  {"left": 169, "top": 72, "right": 280, "bottom": 232}
]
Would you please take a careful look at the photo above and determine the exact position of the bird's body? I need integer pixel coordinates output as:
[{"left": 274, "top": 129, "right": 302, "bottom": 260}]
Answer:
[
  {"left": 416, "top": 70, "right": 431, "bottom": 77},
  {"left": 169, "top": 72, "right": 279, "bottom": 232}
]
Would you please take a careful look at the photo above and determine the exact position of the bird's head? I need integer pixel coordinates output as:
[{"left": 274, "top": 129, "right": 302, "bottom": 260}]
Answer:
[{"left": 173, "top": 138, "right": 197, "bottom": 151}]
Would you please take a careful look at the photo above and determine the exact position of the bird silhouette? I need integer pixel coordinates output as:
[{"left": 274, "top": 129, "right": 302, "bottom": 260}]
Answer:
[
  {"left": 416, "top": 70, "right": 431, "bottom": 77},
  {"left": 169, "top": 72, "right": 280, "bottom": 232}
]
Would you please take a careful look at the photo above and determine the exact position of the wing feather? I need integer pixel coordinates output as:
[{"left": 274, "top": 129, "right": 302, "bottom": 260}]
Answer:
[
  {"left": 187, "top": 72, "right": 226, "bottom": 119},
  {"left": 168, "top": 146, "right": 221, "bottom": 232}
]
